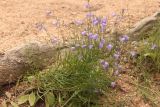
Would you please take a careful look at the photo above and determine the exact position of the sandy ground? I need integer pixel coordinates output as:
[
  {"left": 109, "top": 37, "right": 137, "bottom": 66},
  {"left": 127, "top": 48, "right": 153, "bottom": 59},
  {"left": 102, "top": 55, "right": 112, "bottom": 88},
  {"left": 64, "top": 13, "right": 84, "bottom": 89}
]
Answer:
[
  {"left": 0, "top": 0, "right": 159, "bottom": 52},
  {"left": 0, "top": 0, "right": 160, "bottom": 106}
]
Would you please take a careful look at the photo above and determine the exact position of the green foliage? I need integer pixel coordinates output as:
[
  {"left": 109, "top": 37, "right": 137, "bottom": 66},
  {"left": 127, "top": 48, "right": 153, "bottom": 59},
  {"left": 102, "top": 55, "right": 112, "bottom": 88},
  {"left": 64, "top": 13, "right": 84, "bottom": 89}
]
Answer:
[
  {"left": 45, "top": 92, "right": 56, "bottom": 107},
  {"left": 137, "top": 21, "right": 160, "bottom": 73},
  {"left": 16, "top": 92, "right": 37, "bottom": 106},
  {"left": 28, "top": 6, "right": 124, "bottom": 106},
  {"left": 35, "top": 32, "right": 115, "bottom": 107},
  {"left": 17, "top": 94, "right": 29, "bottom": 105},
  {"left": 133, "top": 21, "right": 160, "bottom": 106},
  {"left": 29, "top": 92, "right": 36, "bottom": 106}
]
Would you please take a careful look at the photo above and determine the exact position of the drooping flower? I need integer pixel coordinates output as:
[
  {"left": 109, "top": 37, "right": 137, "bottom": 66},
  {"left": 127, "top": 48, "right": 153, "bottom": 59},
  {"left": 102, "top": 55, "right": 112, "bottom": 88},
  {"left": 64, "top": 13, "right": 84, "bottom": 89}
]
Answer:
[
  {"left": 84, "top": 3, "right": 91, "bottom": 8},
  {"left": 35, "top": 23, "right": 45, "bottom": 31},
  {"left": 117, "top": 64, "right": 122, "bottom": 71},
  {"left": 51, "top": 36, "right": 58, "bottom": 44},
  {"left": 75, "top": 20, "right": 83, "bottom": 25},
  {"left": 86, "top": 12, "right": 93, "bottom": 18},
  {"left": 101, "top": 38, "right": 105, "bottom": 44},
  {"left": 130, "top": 51, "right": 137, "bottom": 57},
  {"left": 124, "top": 35, "right": 129, "bottom": 41},
  {"left": 92, "top": 17, "right": 99, "bottom": 25},
  {"left": 101, "top": 25, "right": 106, "bottom": 32},
  {"left": 92, "top": 34, "right": 98, "bottom": 40},
  {"left": 119, "top": 35, "right": 129, "bottom": 42},
  {"left": 71, "top": 47, "right": 76, "bottom": 51},
  {"left": 111, "top": 12, "right": 116, "bottom": 17},
  {"left": 99, "top": 42, "right": 104, "bottom": 49},
  {"left": 113, "top": 53, "right": 120, "bottom": 60},
  {"left": 107, "top": 44, "right": 113, "bottom": 51},
  {"left": 114, "top": 70, "right": 119, "bottom": 76},
  {"left": 114, "top": 62, "right": 118, "bottom": 67},
  {"left": 111, "top": 82, "right": 116, "bottom": 88},
  {"left": 100, "top": 60, "right": 109, "bottom": 70},
  {"left": 119, "top": 37, "right": 125, "bottom": 42},
  {"left": 52, "top": 20, "right": 59, "bottom": 27},
  {"left": 100, "top": 18, "right": 107, "bottom": 32},
  {"left": 101, "top": 17, "right": 107, "bottom": 26},
  {"left": 93, "top": 19, "right": 99, "bottom": 25},
  {"left": 88, "top": 33, "right": 93, "bottom": 38},
  {"left": 89, "top": 33, "right": 98, "bottom": 40},
  {"left": 82, "top": 44, "right": 87, "bottom": 48},
  {"left": 151, "top": 44, "right": 157, "bottom": 50},
  {"left": 88, "top": 44, "right": 93, "bottom": 49},
  {"left": 99, "top": 39, "right": 105, "bottom": 49},
  {"left": 81, "top": 31, "right": 87, "bottom": 36}
]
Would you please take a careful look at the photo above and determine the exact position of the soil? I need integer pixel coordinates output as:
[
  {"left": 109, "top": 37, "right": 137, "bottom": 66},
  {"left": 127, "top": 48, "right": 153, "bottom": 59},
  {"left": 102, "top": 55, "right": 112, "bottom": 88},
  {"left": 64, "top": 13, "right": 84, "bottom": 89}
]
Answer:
[
  {"left": 0, "top": 0, "right": 159, "bottom": 52},
  {"left": 0, "top": 0, "right": 160, "bottom": 106}
]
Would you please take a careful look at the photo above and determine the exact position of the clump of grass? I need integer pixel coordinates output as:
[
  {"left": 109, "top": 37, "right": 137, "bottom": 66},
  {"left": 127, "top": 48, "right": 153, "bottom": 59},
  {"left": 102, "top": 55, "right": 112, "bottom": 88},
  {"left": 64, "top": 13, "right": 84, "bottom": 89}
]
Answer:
[
  {"left": 34, "top": 13, "right": 124, "bottom": 107},
  {"left": 137, "top": 21, "right": 160, "bottom": 73},
  {"left": 36, "top": 48, "right": 111, "bottom": 106},
  {"left": 130, "top": 21, "right": 160, "bottom": 106}
]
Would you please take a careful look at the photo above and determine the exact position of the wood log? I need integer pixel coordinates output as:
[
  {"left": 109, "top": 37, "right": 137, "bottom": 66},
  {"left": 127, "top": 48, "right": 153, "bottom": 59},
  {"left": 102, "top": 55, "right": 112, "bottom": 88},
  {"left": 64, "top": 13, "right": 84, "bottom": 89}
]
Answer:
[
  {"left": 0, "top": 42, "right": 58, "bottom": 85},
  {"left": 128, "top": 11, "right": 160, "bottom": 40}
]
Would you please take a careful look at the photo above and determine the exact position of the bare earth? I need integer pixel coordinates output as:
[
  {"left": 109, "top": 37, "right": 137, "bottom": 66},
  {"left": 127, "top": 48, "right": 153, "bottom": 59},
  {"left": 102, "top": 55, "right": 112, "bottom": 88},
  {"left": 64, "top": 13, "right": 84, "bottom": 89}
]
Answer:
[
  {"left": 0, "top": 0, "right": 159, "bottom": 52},
  {"left": 0, "top": 0, "right": 160, "bottom": 106}
]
